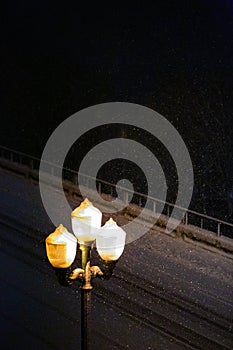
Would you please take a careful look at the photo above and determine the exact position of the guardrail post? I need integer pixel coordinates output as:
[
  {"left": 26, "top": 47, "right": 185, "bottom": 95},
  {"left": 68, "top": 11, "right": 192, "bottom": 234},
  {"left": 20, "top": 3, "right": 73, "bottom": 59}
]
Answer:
[
  {"left": 153, "top": 201, "right": 156, "bottom": 213},
  {"left": 73, "top": 174, "right": 78, "bottom": 185},
  {"left": 200, "top": 218, "right": 203, "bottom": 229},
  {"left": 138, "top": 197, "right": 142, "bottom": 207},
  {"left": 184, "top": 212, "right": 188, "bottom": 225},
  {"left": 124, "top": 191, "right": 129, "bottom": 204},
  {"left": 217, "top": 222, "right": 221, "bottom": 237}
]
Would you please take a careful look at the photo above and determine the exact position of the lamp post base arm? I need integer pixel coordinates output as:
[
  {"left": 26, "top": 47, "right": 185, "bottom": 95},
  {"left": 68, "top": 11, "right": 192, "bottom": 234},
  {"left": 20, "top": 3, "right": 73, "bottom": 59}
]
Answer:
[
  {"left": 90, "top": 266, "right": 104, "bottom": 277},
  {"left": 69, "top": 268, "right": 85, "bottom": 280}
]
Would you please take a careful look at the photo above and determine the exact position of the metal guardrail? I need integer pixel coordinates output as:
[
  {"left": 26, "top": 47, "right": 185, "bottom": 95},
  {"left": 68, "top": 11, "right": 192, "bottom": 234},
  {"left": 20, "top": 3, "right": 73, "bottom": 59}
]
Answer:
[{"left": 0, "top": 145, "right": 233, "bottom": 238}]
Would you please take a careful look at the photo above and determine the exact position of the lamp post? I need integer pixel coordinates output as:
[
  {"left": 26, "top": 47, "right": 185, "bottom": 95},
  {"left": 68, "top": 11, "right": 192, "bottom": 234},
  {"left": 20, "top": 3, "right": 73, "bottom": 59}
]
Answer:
[{"left": 45, "top": 198, "right": 126, "bottom": 350}]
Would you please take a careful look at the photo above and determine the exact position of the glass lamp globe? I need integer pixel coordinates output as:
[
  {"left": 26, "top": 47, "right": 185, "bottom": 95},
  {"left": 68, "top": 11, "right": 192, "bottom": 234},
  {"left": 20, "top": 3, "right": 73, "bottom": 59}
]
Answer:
[
  {"left": 45, "top": 224, "right": 77, "bottom": 268},
  {"left": 71, "top": 198, "right": 102, "bottom": 245},
  {"left": 96, "top": 218, "right": 126, "bottom": 261}
]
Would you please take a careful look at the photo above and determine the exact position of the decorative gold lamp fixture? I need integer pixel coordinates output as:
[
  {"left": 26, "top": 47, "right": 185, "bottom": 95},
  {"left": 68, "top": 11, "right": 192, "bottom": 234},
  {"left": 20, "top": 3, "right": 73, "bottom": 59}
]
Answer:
[{"left": 45, "top": 198, "right": 126, "bottom": 289}]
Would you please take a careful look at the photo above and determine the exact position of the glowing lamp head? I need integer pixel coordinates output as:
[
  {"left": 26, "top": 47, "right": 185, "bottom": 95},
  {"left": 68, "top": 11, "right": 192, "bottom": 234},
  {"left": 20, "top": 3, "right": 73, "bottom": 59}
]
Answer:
[
  {"left": 71, "top": 198, "right": 102, "bottom": 245},
  {"left": 96, "top": 218, "right": 126, "bottom": 261},
  {"left": 45, "top": 224, "right": 77, "bottom": 268}
]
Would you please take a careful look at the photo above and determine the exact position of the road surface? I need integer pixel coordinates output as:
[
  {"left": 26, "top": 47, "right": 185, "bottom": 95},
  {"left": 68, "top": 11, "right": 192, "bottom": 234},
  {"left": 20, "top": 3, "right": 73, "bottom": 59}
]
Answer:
[{"left": 0, "top": 167, "right": 232, "bottom": 349}]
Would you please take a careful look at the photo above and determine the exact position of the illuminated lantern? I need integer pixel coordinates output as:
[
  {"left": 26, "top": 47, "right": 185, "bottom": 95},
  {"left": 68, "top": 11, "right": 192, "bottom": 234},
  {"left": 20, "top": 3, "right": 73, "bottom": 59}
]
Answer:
[
  {"left": 45, "top": 224, "right": 77, "bottom": 268},
  {"left": 96, "top": 218, "right": 126, "bottom": 261},
  {"left": 71, "top": 198, "right": 102, "bottom": 244}
]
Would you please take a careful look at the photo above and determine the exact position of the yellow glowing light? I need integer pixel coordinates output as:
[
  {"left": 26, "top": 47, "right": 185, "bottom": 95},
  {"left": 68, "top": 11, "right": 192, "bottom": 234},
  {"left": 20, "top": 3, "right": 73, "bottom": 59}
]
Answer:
[{"left": 45, "top": 224, "right": 77, "bottom": 268}]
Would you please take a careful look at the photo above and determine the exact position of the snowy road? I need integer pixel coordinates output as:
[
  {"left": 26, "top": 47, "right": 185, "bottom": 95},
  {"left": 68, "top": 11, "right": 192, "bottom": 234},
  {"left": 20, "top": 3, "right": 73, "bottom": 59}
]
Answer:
[{"left": 0, "top": 168, "right": 233, "bottom": 349}]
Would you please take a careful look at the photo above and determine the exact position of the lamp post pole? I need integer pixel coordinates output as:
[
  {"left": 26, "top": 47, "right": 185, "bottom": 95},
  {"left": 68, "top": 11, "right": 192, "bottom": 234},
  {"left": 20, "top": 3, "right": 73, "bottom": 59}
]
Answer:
[
  {"left": 81, "top": 289, "right": 91, "bottom": 350},
  {"left": 80, "top": 244, "right": 92, "bottom": 350}
]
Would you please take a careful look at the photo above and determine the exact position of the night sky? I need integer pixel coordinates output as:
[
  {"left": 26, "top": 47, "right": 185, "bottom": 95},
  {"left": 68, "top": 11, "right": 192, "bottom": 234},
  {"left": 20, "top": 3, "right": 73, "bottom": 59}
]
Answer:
[{"left": 1, "top": 0, "right": 233, "bottom": 221}]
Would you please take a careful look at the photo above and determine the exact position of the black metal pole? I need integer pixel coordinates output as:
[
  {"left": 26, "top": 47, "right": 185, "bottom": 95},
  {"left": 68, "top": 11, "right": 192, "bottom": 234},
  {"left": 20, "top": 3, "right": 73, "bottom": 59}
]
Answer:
[
  {"left": 80, "top": 243, "right": 92, "bottom": 350},
  {"left": 81, "top": 289, "right": 91, "bottom": 350}
]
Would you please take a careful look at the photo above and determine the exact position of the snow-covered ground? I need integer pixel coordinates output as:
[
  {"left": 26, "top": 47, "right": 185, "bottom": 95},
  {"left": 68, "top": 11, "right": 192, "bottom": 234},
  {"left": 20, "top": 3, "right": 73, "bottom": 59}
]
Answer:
[{"left": 0, "top": 167, "right": 233, "bottom": 349}]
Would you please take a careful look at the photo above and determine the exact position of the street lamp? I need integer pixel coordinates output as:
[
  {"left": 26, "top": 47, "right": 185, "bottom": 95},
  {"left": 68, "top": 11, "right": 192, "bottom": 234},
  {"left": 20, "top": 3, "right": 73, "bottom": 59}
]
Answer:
[
  {"left": 45, "top": 198, "right": 126, "bottom": 350},
  {"left": 71, "top": 198, "right": 102, "bottom": 246}
]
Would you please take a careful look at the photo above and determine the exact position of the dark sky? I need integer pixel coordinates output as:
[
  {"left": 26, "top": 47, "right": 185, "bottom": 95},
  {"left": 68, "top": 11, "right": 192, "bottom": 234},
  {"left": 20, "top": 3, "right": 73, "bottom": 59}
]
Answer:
[
  {"left": 1, "top": 0, "right": 232, "bottom": 137},
  {"left": 1, "top": 0, "right": 233, "bottom": 220}
]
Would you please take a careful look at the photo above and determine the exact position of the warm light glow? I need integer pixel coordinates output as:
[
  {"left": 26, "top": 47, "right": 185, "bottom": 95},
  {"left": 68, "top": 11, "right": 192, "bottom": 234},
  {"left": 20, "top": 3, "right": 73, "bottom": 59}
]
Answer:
[
  {"left": 71, "top": 198, "right": 102, "bottom": 244},
  {"left": 45, "top": 224, "right": 77, "bottom": 268},
  {"left": 96, "top": 218, "right": 126, "bottom": 261}
]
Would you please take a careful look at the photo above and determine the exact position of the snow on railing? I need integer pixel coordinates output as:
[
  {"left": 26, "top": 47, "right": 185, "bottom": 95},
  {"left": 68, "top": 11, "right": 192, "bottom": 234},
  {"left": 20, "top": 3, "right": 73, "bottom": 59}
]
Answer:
[{"left": 0, "top": 145, "right": 233, "bottom": 238}]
